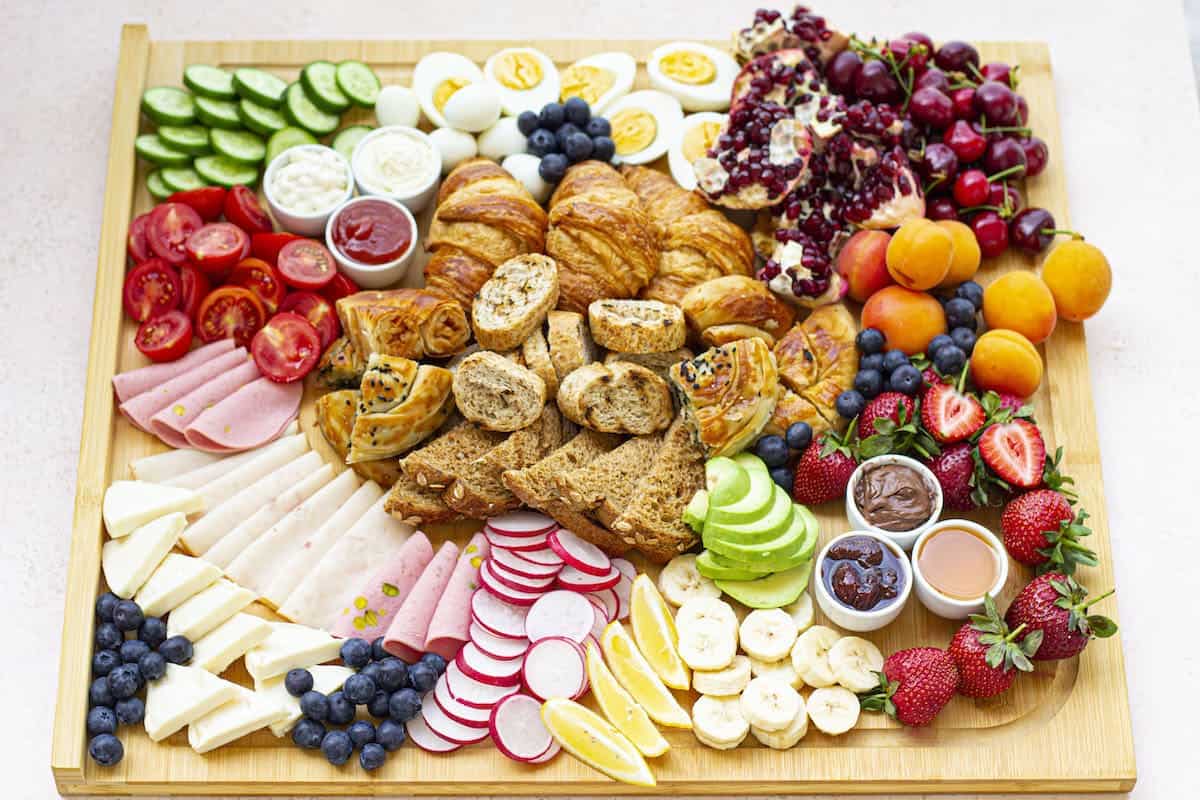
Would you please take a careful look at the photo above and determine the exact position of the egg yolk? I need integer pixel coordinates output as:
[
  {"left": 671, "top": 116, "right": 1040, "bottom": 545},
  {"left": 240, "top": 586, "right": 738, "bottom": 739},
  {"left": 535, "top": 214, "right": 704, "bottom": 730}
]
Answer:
[
  {"left": 611, "top": 108, "right": 658, "bottom": 156},
  {"left": 433, "top": 77, "right": 471, "bottom": 111},
  {"left": 660, "top": 50, "right": 716, "bottom": 85},
  {"left": 560, "top": 65, "right": 615, "bottom": 106},
  {"left": 495, "top": 52, "right": 544, "bottom": 90},
  {"left": 682, "top": 120, "right": 723, "bottom": 162}
]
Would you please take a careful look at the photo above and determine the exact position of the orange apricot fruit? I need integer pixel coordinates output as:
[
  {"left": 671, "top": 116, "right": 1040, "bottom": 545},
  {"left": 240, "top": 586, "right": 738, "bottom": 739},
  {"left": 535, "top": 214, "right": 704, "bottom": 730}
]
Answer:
[
  {"left": 1041, "top": 239, "right": 1112, "bottom": 322},
  {"left": 982, "top": 271, "right": 1058, "bottom": 345},
  {"left": 885, "top": 218, "right": 954, "bottom": 290},
  {"left": 936, "top": 219, "right": 982, "bottom": 287},
  {"left": 861, "top": 285, "right": 948, "bottom": 355},
  {"left": 971, "top": 328, "right": 1044, "bottom": 397}
]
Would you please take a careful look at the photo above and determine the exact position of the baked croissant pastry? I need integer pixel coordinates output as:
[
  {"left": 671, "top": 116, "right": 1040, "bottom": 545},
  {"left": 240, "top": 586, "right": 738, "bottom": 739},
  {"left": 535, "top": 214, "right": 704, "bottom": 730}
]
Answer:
[
  {"left": 356, "top": 354, "right": 419, "bottom": 415},
  {"left": 546, "top": 161, "right": 660, "bottom": 313},
  {"left": 772, "top": 303, "right": 857, "bottom": 431},
  {"left": 680, "top": 275, "right": 796, "bottom": 346},
  {"left": 348, "top": 364, "right": 455, "bottom": 463},
  {"left": 313, "top": 390, "right": 403, "bottom": 488},
  {"left": 424, "top": 158, "right": 548, "bottom": 310},
  {"left": 336, "top": 289, "right": 471, "bottom": 361},
  {"left": 619, "top": 165, "right": 755, "bottom": 306}
]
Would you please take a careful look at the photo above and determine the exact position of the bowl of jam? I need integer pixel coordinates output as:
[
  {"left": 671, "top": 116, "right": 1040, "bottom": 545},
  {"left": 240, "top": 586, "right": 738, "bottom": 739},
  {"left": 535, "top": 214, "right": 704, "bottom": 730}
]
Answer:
[
  {"left": 911, "top": 519, "right": 1008, "bottom": 619},
  {"left": 814, "top": 531, "right": 912, "bottom": 632},
  {"left": 846, "top": 454, "right": 942, "bottom": 551},
  {"left": 325, "top": 195, "right": 418, "bottom": 289}
]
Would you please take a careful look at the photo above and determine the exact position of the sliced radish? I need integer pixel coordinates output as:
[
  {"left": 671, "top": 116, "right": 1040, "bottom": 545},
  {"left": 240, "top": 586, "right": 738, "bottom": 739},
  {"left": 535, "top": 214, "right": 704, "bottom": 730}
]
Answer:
[
  {"left": 510, "top": 546, "right": 564, "bottom": 568},
  {"left": 486, "top": 511, "right": 556, "bottom": 536},
  {"left": 614, "top": 574, "right": 632, "bottom": 620},
  {"left": 522, "top": 637, "right": 587, "bottom": 702},
  {"left": 489, "top": 693, "right": 556, "bottom": 763},
  {"left": 480, "top": 562, "right": 548, "bottom": 606},
  {"left": 524, "top": 590, "right": 596, "bottom": 644},
  {"left": 484, "top": 527, "right": 550, "bottom": 552},
  {"left": 589, "top": 603, "right": 608, "bottom": 641},
  {"left": 434, "top": 674, "right": 493, "bottom": 727},
  {"left": 583, "top": 633, "right": 600, "bottom": 654},
  {"left": 490, "top": 546, "right": 563, "bottom": 579},
  {"left": 470, "top": 588, "right": 529, "bottom": 639},
  {"left": 456, "top": 642, "right": 523, "bottom": 686},
  {"left": 422, "top": 697, "right": 490, "bottom": 745},
  {"left": 469, "top": 621, "right": 530, "bottom": 660},
  {"left": 556, "top": 563, "right": 620, "bottom": 592},
  {"left": 530, "top": 740, "right": 561, "bottom": 763},
  {"left": 611, "top": 558, "right": 636, "bottom": 580},
  {"left": 547, "top": 528, "right": 612, "bottom": 576},
  {"left": 487, "top": 558, "right": 557, "bottom": 591},
  {"left": 407, "top": 711, "right": 461, "bottom": 753},
  {"left": 587, "top": 588, "right": 619, "bottom": 622},
  {"left": 444, "top": 660, "right": 519, "bottom": 709}
]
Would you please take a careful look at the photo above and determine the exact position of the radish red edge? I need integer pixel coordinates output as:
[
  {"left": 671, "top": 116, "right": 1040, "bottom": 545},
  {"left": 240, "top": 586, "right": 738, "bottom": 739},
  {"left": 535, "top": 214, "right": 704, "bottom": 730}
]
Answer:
[
  {"left": 422, "top": 698, "right": 491, "bottom": 745},
  {"left": 489, "top": 693, "right": 556, "bottom": 763},
  {"left": 456, "top": 642, "right": 524, "bottom": 687},
  {"left": 444, "top": 661, "right": 520, "bottom": 710},
  {"left": 521, "top": 636, "right": 587, "bottom": 702},
  {"left": 547, "top": 528, "right": 613, "bottom": 577},
  {"left": 470, "top": 588, "right": 530, "bottom": 639}
]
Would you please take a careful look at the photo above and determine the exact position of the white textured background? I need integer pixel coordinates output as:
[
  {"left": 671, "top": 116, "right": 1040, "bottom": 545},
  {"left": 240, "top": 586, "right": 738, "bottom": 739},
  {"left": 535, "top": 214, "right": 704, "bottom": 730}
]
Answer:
[{"left": 2, "top": 0, "right": 1198, "bottom": 797}]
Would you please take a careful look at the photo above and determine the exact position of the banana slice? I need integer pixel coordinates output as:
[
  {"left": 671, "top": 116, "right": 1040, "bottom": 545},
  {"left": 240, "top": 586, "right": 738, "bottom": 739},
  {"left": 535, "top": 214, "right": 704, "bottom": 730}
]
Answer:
[
  {"left": 677, "top": 619, "right": 737, "bottom": 671},
  {"left": 738, "top": 608, "right": 799, "bottom": 662},
  {"left": 790, "top": 625, "right": 840, "bottom": 688},
  {"left": 828, "top": 636, "right": 884, "bottom": 693},
  {"left": 750, "top": 695, "right": 809, "bottom": 749},
  {"left": 781, "top": 592, "right": 814, "bottom": 633},
  {"left": 692, "top": 654, "right": 751, "bottom": 696},
  {"left": 806, "top": 686, "right": 861, "bottom": 735},
  {"left": 674, "top": 596, "right": 738, "bottom": 637},
  {"left": 657, "top": 554, "right": 721, "bottom": 607},
  {"left": 691, "top": 694, "right": 749, "bottom": 750},
  {"left": 739, "top": 676, "right": 801, "bottom": 733},
  {"left": 748, "top": 655, "right": 803, "bottom": 690}
]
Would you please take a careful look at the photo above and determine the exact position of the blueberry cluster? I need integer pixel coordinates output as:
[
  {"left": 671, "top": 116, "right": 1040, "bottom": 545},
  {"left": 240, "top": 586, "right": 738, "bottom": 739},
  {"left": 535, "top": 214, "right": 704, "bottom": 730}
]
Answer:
[
  {"left": 927, "top": 280, "right": 982, "bottom": 374},
  {"left": 88, "top": 592, "right": 191, "bottom": 767},
  {"left": 289, "top": 637, "right": 446, "bottom": 771},
  {"left": 517, "top": 97, "right": 616, "bottom": 184},
  {"left": 836, "top": 328, "right": 923, "bottom": 419},
  {"left": 752, "top": 422, "right": 816, "bottom": 491}
]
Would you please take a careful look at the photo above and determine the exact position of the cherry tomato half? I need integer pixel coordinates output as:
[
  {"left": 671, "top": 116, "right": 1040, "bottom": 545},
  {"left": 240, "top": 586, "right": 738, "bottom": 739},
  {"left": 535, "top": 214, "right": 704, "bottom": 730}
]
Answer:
[
  {"left": 135, "top": 310, "right": 193, "bottom": 362},
  {"left": 228, "top": 257, "right": 288, "bottom": 314},
  {"left": 196, "top": 286, "right": 266, "bottom": 348},
  {"left": 223, "top": 185, "right": 274, "bottom": 236},
  {"left": 251, "top": 312, "right": 321, "bottom": 383},
  {"left": 122, "top": 259, "right": 182, "bottom": 322},
  {"left": 127, "top": 212, "right": 153, "bottom": 264},
  {"left": 277, "top": 239, "right": 337, "bottom": 290},
  {"left": 250, "top": 232, "right": 304, "bottom": 265},
  {"left": 319, "top": 271, "right": 359, "bottom": 304},
  {"left": 167, "top": 186, "right": 226, "bottom": 223},
  {"left": 178, "top": 263, "right": 211, "bottom": 321},
  {"left": 278, "top": 291, "right": 340, "bottom": 349},
  {"left": 146, "top": 202, "right": 203, "bottom": 266},
  {"left": 185, "top": 222, "right": 249, "bottom": 277}
]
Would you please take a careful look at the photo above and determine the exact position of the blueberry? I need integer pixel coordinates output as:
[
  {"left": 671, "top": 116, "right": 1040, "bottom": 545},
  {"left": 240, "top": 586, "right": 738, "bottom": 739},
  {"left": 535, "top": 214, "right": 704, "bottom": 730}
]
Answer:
[
  {"left": 853, "top": 369, "right": 884, "bottom": 399},
  {"left": 956, "top": 280, "right": 984, "bottom": 310},
  {"left": 360, "top": 742, "right": 387, "bottom": 771},
  {"left": 120, "top": 639, "right": 150, "bottom": 665},
  {"left": 340, "top": 638, "right": 373, "bottom": 669},
  {"left": 90, "top": 677, "right": 114, "bottom": 708},
  {"left": 526, "top": 128, "right": 557, "bottom": 157},
  {"left": 107, "top": 664, "right": 141, "bottom": 700},
  {"left": 855, "top": 327, "right": 886, "bottom": 354},
  {"left": 585, "top": 117, "right": 611, "bottom": 138},
  {"left": 87, "top": 705, "right": 118, "bottom": 736},
  {"left": 554, "top": 122, "right": 581, "bottom": 150},
  {"left": 538, "top": 153, "right": 569, "bottom": 184},
  {"left": 882, "top": 349, "right": 910, "bottom": 375},
  {"left": 753, "top": 435, "right": 789, "bottom": 468},
  {"left": 158, "top": 635, "right": 192, "bottom": 665},
  {"left": 138, "top": 651, "right": 166, "bottom": 682},
  {"left": 376, "top": 657, "right": 408, "bottom": 691},
  {"left": 859, "top": 352, "right": 884, "bottom": 373},
  {"left": 563, "top": 96, "right": 591, "bottom": 126},
  {"left": 115, "top": 696, "right": 145, "bottom": 726},
  {"left": 407, "top": 663, "right": 438, "bottom": 693},
  {"left": 926, "top": 334, "right": 954, "bottom": 357},
  {"left": 88, "top": 733, "right": 123, "bottom": 766},
  {"left": 376, "top": 718, "right": 407, "bottom": 751},
  {"left": 92, "top": 650, "right": 121, "bottom": 677},
  {"left": 564, "top": 132, "right": 594, "bottom": 163},
  {"left": 418, "top": 653, "right": 447, "bottom": 675},
  {"left": 300, "top": 691, "right": 330, "bottom": 721},
  {"left": 322, "top": 730, "right": 354, "bottom": 766},
  {"left": 112, "top": 600, "right": 144, "bottom": 632},
  {"left": 283, "top": 668, "right": 313, "bottom": 698},
  {"left": 344, "top": 673, "right": 377, "bottom": 705},
  {"left": 538, "top": 102, "right": 565, "bottom": 130},
  {"left": 388, "top": 687, "right": 422, "bottom": 722},
  {"left": 95, "top": 592, "right": 119, "bottom": 623},
  {"left": 769, "top": 466, "right": 794, "bottom": 490},
  {"left": 950, "top": 326, "right": 976, "bottom": 355},
  {"left": 785, "top": 421, "right": 813, "bottom": 451},
  {"left": 516, "top": 110, "right": 540, "bottom": 136},
  {"left": 591, "top": 136, "right": 616, "bottom": 163},
  {"left": 138, "top": 616, "right": 167, "bottom": 649},
  {"left": 889, "top": 364, "right": 922, "bottom": 395},
  {"left": 292, "top": 718, "right": 326, "bottom": 750},
  {"left": 835, "top": 390, "right": 867, "bottom": 419},
  {"left": 933, "top": 344, "right": 967, "bottom": 375},
  {"left": 944, "top": 297, "right": 977, "bottom": 329},
  {"left": 359, "top": 661, "right": 383, "bottom": 684},
  {"left": 371, "top": 637, "right": 389, "bottom": 662},
  {"left": 94, "top": 622, "right": 123, "bottom": 651},
  {"left": 327, "top": 690, "right": 356, "bottom": 725},
  {"left": 348, "top": 719, "right": 377, "bottom": 748},
  {"left": 367, "top": 690, "right": 391, "bottom": 719}
]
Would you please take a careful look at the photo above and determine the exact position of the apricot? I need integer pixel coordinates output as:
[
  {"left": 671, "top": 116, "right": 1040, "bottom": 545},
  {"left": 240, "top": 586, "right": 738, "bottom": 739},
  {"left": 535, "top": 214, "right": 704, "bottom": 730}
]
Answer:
[
  {"left": 982, "top": 271, "right": 1057, "bottom": 345},
  {"left": 837, "top": 229, "right": 894, "bottom": 303},
  {"left": 971, "top": 329, "right": 1043, "bottom": 397},
  {"left": 1041, "top": 240, "right": 1112, "bottom": 321},
  {"left": 936, "top": 220, "right": 982, "bottom": 287},
  {"left": 885, "top": 218, "right": 953, "bottom": 290},
  {"left": 861, "top": 285, "right": 947, "bottom": 355}
]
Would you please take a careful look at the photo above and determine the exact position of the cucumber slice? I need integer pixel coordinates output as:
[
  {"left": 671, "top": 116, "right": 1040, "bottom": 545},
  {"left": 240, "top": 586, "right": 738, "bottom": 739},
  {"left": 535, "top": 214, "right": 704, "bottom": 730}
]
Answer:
[
  {"left": 134, "top": 134, "right": 192, "bottom": 167},
  {"left": 335, "top": 61, "right": 381, "bottom": 108},
  {"left": 210, "top": 129, "right": 266, "bottom": 165},
  {"left": 265, "top": 126, "right": 319, "bottom": 166},
  {"left": 157, "top": 125, "right": 211, "bottom": 155},
  {"left": 160, "top": 166, "right": 208, "bottom": 193},
  {"left": 300, "top": 61, "right": 351, "bottom": 113},
  {"left": 283, "top": 83, "right": 340, "bottom": 136},
  {"left": 183, "top": 64, "right": 236, "bottom": 100},
  {"left": 141, "top": 87, "right": 195, "bottom": 126},
  {"left": 194, "top": 155, "right": 258, "bottom": 187},
  {"left": 233, "top": 67, "right": 288, "bottom": 108},
  {"left": 331, "top": 125, "right": 373, "bottom": 162},
  {"left": 238, "top": 98, "right": 287, "bottom": 136},
  {"left": 146, "top": 170, "right": 173, "bottom": 200},
  {"left": 194, "top": 96, "right": 242, "bottom": 130}
]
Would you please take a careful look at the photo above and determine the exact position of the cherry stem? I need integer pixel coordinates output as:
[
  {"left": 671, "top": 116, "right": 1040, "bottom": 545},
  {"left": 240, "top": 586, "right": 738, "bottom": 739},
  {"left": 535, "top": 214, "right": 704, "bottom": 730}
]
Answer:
[
  {"left": 978, "top": 122, "right": 1033, "bottom": 136},
  {"left": 958, "top": 203, "right": 1002, "bottom": 214},
  {"left": 1040, "top": 228, "right": 1082, "bottom": 239},
  {"left": 966, "top": 62, "right": 985, "bottom": 82},
  {"left": 987, "top": 165, "right": 1024, "bottom": 183}
]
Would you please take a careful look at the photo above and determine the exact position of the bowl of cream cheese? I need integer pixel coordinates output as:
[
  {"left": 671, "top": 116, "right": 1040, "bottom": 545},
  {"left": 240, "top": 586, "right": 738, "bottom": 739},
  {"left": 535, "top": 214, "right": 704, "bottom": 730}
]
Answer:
[{"left": 350, "top": 126, "right": 442, "bottom": 213}]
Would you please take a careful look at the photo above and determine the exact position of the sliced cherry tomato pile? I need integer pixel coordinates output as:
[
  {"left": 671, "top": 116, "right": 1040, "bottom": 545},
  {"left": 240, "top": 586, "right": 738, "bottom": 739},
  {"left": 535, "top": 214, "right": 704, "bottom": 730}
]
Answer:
[{"left": 124, "top": 187, "right": 359, "bottom": 379}]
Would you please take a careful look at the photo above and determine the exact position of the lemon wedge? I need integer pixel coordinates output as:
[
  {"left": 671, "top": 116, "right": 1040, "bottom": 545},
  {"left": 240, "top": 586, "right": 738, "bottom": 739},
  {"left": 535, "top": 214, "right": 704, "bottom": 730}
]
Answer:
[
  {"left": 600, "top": 621, "right": 691, "bottom": 729},
  {"left": 630, "top": 574, "right": 691, "bottom": 690},
  {"left": 584, "top": 641, "right": 670, "bottom": 757},
  {"left": 541, "top": 697, "right": 657, "bottom": 787}
]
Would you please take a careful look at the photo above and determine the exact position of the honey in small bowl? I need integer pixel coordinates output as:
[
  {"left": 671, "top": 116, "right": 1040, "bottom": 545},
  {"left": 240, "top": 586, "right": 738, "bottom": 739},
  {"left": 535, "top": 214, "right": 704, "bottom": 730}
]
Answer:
[{"left": 916, "top": 526, "right": 999, "bottom": 601}]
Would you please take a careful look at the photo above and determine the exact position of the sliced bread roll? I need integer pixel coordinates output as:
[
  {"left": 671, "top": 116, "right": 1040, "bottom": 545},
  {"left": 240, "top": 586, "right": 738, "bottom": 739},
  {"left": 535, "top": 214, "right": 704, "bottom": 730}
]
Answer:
[
  {"left": 587, "top": 299, "right": 686, "bottom": 354},
  {"left": 547, "top": 310, "right": 597, "bottom": 380},
  {"left": 471, "top": 254, "right": 560, "bottom": 352},
  {"left": 556, "top": 362, "right": 673, "bottom": 435},
  {"left": 452, "top": 351, "right": 547, "bottom": 432},
  {"left": 521, "top": 327, "right": 558, "bottom": 396},
  {"left": 605, "top": 347, "right": 694, "bottom": 379}
]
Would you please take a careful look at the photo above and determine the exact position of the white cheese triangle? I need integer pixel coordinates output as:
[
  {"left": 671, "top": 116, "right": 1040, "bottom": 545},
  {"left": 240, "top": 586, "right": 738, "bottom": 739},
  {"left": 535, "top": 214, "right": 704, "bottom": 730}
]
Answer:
[
  {"left": 144, "top": 664, "right": 239, "bottom": 742},
  {"left": 187, "top": 686, "right": 289, "bottom": 753},
  {"left": 101, "top": 512, "right": 186, "bottom": 599},
  {"left": 257, "top": 664, "right": 355, "bottom": 737},
  {"left": 167, "top": 578, "right": 256, "bottom": 641},
  {"left": 135, "top": 553, "right": 221, "bottom": 617},
  {"left": 244, "top": 622, "right": 343, "bottom": 683},
  {"left": 103, "top": 480, "right": 204, "bottom": 538},
  {"left": 190, "top": 612, "right": 273, "bottom": 674}
]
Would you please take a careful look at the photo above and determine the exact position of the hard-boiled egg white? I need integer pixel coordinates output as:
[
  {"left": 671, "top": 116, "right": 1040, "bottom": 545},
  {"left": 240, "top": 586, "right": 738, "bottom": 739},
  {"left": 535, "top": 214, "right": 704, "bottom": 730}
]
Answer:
[
  {"left": 484, "top": 48, "right": 561, "bottom": 116},
  {"left": 477, "top": 117, "right": 528, "bottom": 161},
  {"left": 558, "top": 52, "right": 636, "bottom": 115},
  {"left": 429, "top": 127, "right": 478, "bottom": 175},
  {"left": 605, "top": 90, "right": 684, "bottom": 166},
  {"left": 412, "top": 52, "right": 486, "bottom": 129},
  {"left": 502, "top": 153, "right": 552, "bottom": 205},
  {"left": 647, "top": 42, "right": 739, "bottom": 112},
  {"left": 374, "top": 86, "right": 421, "bottom": 128},
  {"left": 669, "top": 112, "right": 727, "bottom": 191},
  {"left": 442, "top": 83, "right": 502, "bottom": 133}
]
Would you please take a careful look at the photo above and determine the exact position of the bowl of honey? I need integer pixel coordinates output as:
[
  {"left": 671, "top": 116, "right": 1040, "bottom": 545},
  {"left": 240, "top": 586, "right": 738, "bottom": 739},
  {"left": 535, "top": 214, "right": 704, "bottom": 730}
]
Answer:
[{"left": 911, "top": 520, "right": 1008, "bottom": 619}]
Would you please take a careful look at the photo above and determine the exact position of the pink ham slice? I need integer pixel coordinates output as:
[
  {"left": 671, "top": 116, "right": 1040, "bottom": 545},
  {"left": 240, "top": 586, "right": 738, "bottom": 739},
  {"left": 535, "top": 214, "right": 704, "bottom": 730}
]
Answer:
[
  {"left": 184, "top": 376, "right": 303, "bottom": 453},
  {"left": 148, "top": 360, "right": 260, "bottom": 449},
  {"left": 424, "top": 533, "right": 491, "bottom": 660},
  {"left": 112, "top": 339, "right": 236, "bottom": 403},
  {"left": 118, "top": 347, "right": 249, "bottom": 433},
  {"left": 383, "top": 541, "right": 459, "bottom": 662},
  {"left": 330, "top": 532, "right": 435, "bottom": 639}
]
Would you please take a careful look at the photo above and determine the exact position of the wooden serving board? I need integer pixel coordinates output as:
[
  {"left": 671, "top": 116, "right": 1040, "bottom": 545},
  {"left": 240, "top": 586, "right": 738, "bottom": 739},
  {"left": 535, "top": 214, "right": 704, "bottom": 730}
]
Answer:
[{"left": 51, "top": 25, "right": 1136, "bottom": 795}]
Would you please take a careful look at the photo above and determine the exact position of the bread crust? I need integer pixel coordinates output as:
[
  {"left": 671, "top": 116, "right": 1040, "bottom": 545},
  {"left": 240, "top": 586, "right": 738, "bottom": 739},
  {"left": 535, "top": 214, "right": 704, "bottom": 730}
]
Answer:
[
  {"left": 556, "top": 362, "right": 673, "bottom": 435},
  {"left": 521, "top": 327, "right": 559, "bottom": 397},
  {"left": 546, "top": 310, "right": 598, "bottom": 380},
  {"left": 452, "top": 351, "right": 547, "bottom": 432},
  {"left": 471, "top": 254, "right": 560, "bottom": 351},
  {"left": 587, "top": 299, "right": 687, "bottom": 354}
]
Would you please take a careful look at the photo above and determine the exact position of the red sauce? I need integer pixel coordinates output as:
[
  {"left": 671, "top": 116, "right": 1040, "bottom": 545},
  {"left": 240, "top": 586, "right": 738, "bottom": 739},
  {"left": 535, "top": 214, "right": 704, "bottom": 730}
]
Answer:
[{"left": 330, "top": 199, "right": 412, "bottom": 265}]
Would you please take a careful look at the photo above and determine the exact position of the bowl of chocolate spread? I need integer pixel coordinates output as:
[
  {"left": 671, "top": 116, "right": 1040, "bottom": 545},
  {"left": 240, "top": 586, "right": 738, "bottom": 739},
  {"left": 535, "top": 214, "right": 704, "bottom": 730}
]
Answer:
[{"left": 845, "top": 454, "right": 943, "bottom": 550}]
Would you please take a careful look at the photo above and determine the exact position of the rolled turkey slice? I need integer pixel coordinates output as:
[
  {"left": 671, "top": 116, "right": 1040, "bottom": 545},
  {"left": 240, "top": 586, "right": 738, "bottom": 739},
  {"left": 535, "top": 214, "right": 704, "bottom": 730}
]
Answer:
[
  {"left": 149, "top": 361, "right": 260, "bottom": 449},
  {"left": 131, "top": 448, "right": 223, "bottom": 484},
  {"left": 424, "top": 533, "right": 490, "bottom": 660},
  {"left": 118, "top": 347, "right": 248, "bottom": 433},
  {"left": 184, "top": 377, "right": 303, "bottom": 453},
  {"left": 330, "top": 531, "right": 434, "bottom": 639},
  {"left": 195, "top": 433, "right": 309, "bottom": 511},
  {"left": 113, "top": 339, "right": 236, "bottom": 403},
  {"left": 163, "top": 422, "right": 299, "bottom": 490},
  {"left": 383, "top": 541, "right": 459, "bottom": 662}
]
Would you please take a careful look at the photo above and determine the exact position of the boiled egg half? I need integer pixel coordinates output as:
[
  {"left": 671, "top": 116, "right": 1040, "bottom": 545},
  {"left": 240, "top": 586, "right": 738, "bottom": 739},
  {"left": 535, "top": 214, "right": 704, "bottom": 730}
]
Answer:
[
  {"left": 484, "top": 48, "right": 561, "bottom": 116},
  {"left": 558, "top": 52, "right": 636, "bottom": 115},
  {"left": 647, "top": 42, "right": 738, "bottom": 112},
  {"left": 413, "top": 52, "right": 487, "bottom": 129},
  {"left": 605, "top": 90, "right": 684, "bottom": 166},
  {"left": 668, "top": 112, "right": 727, "bottom": 191}
]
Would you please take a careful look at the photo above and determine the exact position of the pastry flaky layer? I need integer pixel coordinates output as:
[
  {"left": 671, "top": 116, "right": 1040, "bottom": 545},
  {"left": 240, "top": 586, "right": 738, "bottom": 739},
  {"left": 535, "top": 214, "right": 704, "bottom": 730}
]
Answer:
[
  {"left": 335, "top": 288, "right": 472, "bottom": 361},
  {"left": 771, "top": 303, "right": 857, "bottom": 433}
]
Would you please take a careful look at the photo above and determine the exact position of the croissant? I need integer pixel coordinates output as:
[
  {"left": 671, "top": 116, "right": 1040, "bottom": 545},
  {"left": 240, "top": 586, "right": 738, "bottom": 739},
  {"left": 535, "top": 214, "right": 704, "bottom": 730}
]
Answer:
[
  {"left": 313, "top": 390, "right": 403, "bottom": 488},
  {"left": 349, "top": 364, "right": 455, "bottom": 463},
  {"left": 680, "top": 275, "right": 796, "bottom": 345},
  {"left": 424, "top": 158, "right": 548, "bottom": 310},
  {"left": 620, "top": 165, "right": 754, "bottom": 306},
  {"left": 772, "top": 304, "right": 857, "bottom": 430},
  {"left": 336, "top": 289, "right": 471, "bottom": 361},
  {"left": 546, "top": 161, "right": 660, "bottom": 313}
]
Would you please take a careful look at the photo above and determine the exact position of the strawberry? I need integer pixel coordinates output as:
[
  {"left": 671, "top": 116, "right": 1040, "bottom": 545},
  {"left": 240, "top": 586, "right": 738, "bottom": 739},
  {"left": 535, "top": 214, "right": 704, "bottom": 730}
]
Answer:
[
  {"left": 791, "top": 428, "right": 858, "bottom": 505},
  {"left": 922, "top": 366, "right": 948, "bottom": 388},
  {"left": 977, "top": 419, "right": 1046, "bottom": 488},
  {"left": 857, "top": 393, "right": 939, "bottom": 460},
  {"left": 1001, "top": 490, "right": 1097, "bottom": 574},
  {"left": 1004, "top": 573, "right": 1118, "bottom": 661},
  {"left": 857, "top": 392, "right": 916, "bottom": 440},
  {"left": 948, "top": 595, "right": 1041, "bottom": 698},
  {"left": 996, "top": 392, "right": 1029, "bottom": 416},
  {"left": 861, "top": 647, "right": 959, "bottom": 726},
  {"left": 921, "top": 382, "right": 985, "bottom": 443},
  {"left": 924, "top": 442, "right": 977, "bottom": 510}
]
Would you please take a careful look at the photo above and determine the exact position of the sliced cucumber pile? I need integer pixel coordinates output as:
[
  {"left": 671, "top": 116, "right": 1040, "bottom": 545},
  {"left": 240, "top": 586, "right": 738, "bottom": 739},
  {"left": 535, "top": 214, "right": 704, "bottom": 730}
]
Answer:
[{"left": 332, "top": 125, "right": 373, "bottom": 163}]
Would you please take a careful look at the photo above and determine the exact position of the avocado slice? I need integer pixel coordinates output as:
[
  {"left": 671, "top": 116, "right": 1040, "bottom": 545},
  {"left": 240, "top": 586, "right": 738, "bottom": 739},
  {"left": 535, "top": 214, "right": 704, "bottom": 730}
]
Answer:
[
  {"left": 706, "top": 453, "right": 775, "bottom": 525},
  {"left": 705, "top": 457, "right": 750, "bottom": 508},
  {"left": 704, "top": 493, "right": 806, "bottom": 564},
  {"left": 703, "top": 483, "right": 793, "bottom": 545},
  {"left": 791, "top": 504, "right": 820, "bottom": 563},
  {"left": 683, "top": 489, "right": 709, "bottom": 533},
  {"left": 696, "top": 549, "right": 769, "bottom": 581},
  {"left": 715, "top": 561, "right": 815, "bottom": 609}
]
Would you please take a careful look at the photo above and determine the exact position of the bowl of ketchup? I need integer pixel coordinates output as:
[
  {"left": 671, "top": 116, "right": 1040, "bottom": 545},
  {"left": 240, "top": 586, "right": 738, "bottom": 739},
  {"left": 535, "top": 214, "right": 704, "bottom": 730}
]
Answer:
[{"left": 325, "top": 196, "right": 418, "bottom": 289}]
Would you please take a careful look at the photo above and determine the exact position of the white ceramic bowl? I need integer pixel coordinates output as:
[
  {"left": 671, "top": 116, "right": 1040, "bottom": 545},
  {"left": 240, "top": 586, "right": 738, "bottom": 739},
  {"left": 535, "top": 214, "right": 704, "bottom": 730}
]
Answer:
[
  {"left": 262, "top": 144, "right": 354, "bottom": 237},
  {"left": 350, "top": 125, "right": 441, "bottom": 213},
  {"left": 813, "top": 531, "right": 913, "bottom": 632},
  {"left": 324, "top": 195, "right": 419, "bottom": 289},
  {"left": 911, "top": 519, "right": 1009, "bottom": 620},
  {"left": 845, "top": 454, "right": 943, "bottom": 551}
]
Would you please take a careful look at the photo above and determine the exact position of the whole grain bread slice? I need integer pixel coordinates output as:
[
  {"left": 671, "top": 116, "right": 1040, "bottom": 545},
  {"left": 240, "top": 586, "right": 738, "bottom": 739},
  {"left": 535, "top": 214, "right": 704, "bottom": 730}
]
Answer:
[
  {"left": 401, "top": 418, "right": 506, "bottom": 490},
  {"left": 556, "top": 433, "right": 664, "bottom": 527},
  {"left": 383, "top": 471, "right": 462, "bottom": 526}
]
